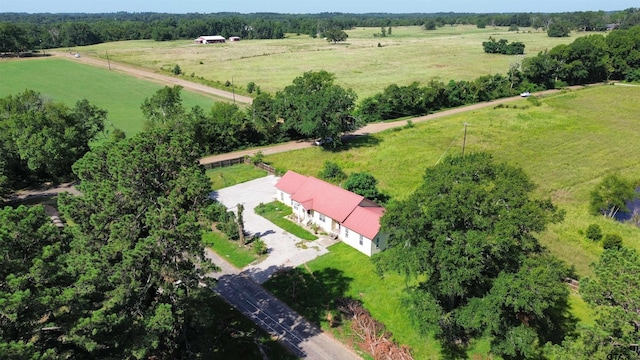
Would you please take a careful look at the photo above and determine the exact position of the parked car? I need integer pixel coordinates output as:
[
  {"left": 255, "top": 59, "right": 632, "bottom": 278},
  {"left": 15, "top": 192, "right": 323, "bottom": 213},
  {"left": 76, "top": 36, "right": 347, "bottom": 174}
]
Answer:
[
  {"left": 313, "top": 137, "right": 333, "bottom": 146},
  {"left": 520, "top": 91, "right": 531, "bottom": 97}
]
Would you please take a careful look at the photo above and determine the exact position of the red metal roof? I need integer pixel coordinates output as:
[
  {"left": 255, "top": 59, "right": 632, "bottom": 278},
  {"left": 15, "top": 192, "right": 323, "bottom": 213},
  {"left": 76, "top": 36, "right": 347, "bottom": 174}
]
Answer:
[
  {"left": 276, "top": 170, "right": 385, "bottom": 239},
  {"left": 342, "top": 206, "right": 384, "bottom": 240},
  {"left": 275, "top": 170, "right": 309, "bottom": 195},
  {"left": 290, "top": 177, "right": 364, "bottom": 223}
]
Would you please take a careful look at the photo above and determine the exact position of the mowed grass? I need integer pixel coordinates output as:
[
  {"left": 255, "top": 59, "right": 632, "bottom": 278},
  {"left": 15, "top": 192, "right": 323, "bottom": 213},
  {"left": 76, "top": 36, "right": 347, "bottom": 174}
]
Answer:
[
  {"left": 0, "top": 57, "right": 219, "bottom": 137},
  {"left": 206, "top": 163, "right": 268, "bottom": 190},
  {"left": 202, "top": 230, "right": 257, "bottom": 268},
  {"left": 255, "top": 201, "right": 318, "bottom": 240},
  {"left": 265, "top": 85, "right": 640, "bottom": 277},
  {"left": 73, "top": 25, "right": 596, "bottom": 99},
  {"left": 264, "top": 242, "right": 498, "bottom": 359}
]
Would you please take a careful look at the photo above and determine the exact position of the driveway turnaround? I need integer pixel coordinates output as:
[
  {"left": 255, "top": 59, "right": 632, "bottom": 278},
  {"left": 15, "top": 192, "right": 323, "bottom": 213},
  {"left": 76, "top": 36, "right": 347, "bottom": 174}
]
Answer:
[{"left": 212, "top": 175, "right": 337, "bottom": 284}]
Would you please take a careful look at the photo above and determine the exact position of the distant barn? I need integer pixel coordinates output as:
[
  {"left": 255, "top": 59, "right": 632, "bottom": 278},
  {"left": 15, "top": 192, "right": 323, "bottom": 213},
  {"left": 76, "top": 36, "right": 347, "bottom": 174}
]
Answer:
[
  {"left": 194, "top": 35, "right": 226, "bottom": 44},
  {"left": 229, "top": 36, "right": 240, "bottom": 42}
]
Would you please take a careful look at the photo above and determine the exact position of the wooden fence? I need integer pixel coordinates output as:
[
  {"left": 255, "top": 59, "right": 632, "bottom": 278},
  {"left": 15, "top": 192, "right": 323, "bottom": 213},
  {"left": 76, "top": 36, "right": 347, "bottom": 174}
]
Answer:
[
  {"left": 565, "top": 277, "right": 580, "bottom": 292},
  {"left": 201, "top": 156, "right": 276, "bottom": 175}
]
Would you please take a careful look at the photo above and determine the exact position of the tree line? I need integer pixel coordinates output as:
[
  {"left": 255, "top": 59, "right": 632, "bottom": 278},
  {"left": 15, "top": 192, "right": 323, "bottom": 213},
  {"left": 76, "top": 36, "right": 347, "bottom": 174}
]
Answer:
[
  {"left": 1, "top": 9, "right": 640, "bottom": 52},
  {"left": 356, "top": 24, "right": 640, "bottom": 122}
]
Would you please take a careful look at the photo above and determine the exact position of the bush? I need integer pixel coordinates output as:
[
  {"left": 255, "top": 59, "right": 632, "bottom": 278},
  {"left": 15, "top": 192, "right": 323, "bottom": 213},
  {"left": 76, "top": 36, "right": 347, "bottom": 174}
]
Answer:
[
  {"left": 602, "top": 233, "right": 623, "bottom": 250},
  {"left": 172, "top": 64, "right": 182, "bottom": 75},
  {"left": 585, "top": 224, "right": 603, "bottom": 241},
  {"left": 246, "top": 81, "right": 257, "bottom": 94},
  {"left": 318, "top": 161, "right": 346, "bottom": 182},
  {"left": 252, "top": 151, "right": 264, "bottom": 165},
  {"left": 253, "top": 237, "right": 267, "bottom": 255}
]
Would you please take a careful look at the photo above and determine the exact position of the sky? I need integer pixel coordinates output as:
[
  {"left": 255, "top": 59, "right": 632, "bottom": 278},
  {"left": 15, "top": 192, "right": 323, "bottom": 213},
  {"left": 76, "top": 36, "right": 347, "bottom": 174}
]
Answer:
[{"left": 0, "top": 0, "right": 638, "bottom": 14}]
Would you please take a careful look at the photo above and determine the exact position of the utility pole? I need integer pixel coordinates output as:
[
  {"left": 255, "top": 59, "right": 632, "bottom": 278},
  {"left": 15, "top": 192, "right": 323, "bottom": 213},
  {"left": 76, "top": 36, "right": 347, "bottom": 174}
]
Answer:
[
  {"left": 106, "top": 51, "right": 111, "bottom": 71},
  {"left": 232, "top": 76, "right": 235, "bottom": 104},
  {"left": 462, "top": 122, "right": 468, "bottom": 159}
]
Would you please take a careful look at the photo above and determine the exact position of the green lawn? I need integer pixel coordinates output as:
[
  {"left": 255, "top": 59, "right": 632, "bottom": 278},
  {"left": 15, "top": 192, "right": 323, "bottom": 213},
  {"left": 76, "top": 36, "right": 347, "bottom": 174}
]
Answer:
[
  {"left": 0, "top": 57, "right": 218, "bottom": 137},
  {"left": 206, "top": 163, "right": 268, "bottom": 190},
  {"left": 202, "top": 230, "right": 257, "bottom": 268},
  {"left": 265, "top": 85, "right": 640, "bottom": 278},
  {"left": 255, "top": 201, "right": 318, "bottom": 240},
  {"left": 264, "top": 242, "right": 499, "bottom": 359}
]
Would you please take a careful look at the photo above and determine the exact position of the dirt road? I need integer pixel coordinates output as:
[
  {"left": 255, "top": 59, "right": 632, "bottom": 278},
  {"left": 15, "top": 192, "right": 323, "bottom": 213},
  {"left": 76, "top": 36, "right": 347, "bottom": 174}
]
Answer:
[
  {"left": 198, "top": 87, "right": 572, "bottom": 165},
  {"left": 57, "top": 51, "right": 253, "bottom": 104}
]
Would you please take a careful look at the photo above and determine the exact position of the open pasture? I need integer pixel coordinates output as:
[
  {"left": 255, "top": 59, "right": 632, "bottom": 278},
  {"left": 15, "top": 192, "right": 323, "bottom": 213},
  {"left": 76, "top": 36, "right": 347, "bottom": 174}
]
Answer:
[
  {"left": 75, "top": 25, "right": 600, "bottom": 99},
  {"left": 265, "top": 85, "right": 640, "bottom": 277},
  {"left": 0, "top": 57, "right": 219, "bottom": 136}
]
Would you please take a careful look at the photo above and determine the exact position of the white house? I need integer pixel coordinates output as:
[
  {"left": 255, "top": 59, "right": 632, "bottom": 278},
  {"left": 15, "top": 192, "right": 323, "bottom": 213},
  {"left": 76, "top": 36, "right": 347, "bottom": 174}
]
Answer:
[
  {"left": 194, "top": 35, "right": 226, "bottom": 44},
  {"left": 275, "top": 170, "right": 387, "bottom": 256}
]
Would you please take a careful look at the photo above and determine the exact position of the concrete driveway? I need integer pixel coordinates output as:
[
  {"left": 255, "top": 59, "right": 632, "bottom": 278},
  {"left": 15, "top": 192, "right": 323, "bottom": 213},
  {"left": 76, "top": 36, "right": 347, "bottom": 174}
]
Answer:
[{"left": 211, "top": 175, "right": 336, "bottom": 284}]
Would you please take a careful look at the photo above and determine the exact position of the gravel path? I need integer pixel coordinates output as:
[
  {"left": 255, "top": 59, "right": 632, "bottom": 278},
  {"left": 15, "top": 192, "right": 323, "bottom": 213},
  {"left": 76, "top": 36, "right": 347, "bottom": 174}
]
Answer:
[{"left": 57, "top": 51, "right": 253, "bottom": 104}]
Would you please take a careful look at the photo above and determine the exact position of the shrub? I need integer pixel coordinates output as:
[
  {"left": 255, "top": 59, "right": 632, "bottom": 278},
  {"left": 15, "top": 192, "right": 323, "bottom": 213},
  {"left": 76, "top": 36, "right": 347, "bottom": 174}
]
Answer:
[
  {"left": 585, "top": 224, "right": 603, "bottom": 241},
  {"left": 172, "top": 64, "right": 182, "bottom": 75},
  {"left": 246, "top": 81, "right": 257, "bottom": 93},
  {"left": 318, "top": 161, "right": 346, "bottom": 182},
  {"left": 602, "top": 233, "right": 623, "bottom": 250},
  {"left": 253, "top": 237, "right": 267, "bottom": 255},
  {"left": 252, "top": 151, "right": 264, "bottom": 165}
]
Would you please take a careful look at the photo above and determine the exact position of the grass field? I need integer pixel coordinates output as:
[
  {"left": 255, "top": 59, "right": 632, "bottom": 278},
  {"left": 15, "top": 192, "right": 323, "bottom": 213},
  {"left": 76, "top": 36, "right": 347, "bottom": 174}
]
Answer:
[
  {"left": 73, "top": 25, "right": 597, "bottom": 99},
  {"left": 0, "top": 57, "right": 219, "bottom": 137},
  {"left": 202, "top": 230, "right": 258, "bottom": 268},
  {"left": 206, "top": 163, "right": 268, "bottom": 190},
  {"left": 255, "top": 202, "right": 318, "bottom": 240},
  {"left": 265, "top": 85, "right": 640, "bottom": 277}
]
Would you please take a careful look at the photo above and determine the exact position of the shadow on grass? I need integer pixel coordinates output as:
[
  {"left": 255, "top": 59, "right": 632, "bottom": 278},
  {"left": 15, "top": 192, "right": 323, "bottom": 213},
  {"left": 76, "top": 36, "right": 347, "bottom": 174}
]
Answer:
[
  {"left": 325, "top": 133, "right": 381, "bottom": 152},
  {"left": 185, "top": 287, "right": 298, "bottom": 359},
  {"left": 263, "top": 267, "right": 353, "bottom": 327}
]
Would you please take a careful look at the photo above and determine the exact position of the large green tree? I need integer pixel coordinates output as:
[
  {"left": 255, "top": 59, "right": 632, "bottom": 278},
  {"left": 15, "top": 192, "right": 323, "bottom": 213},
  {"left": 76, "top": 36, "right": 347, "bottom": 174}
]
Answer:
[
  {"left": 547, "top": 247, "right": 640, "bottom": 359},
  {"left": 58, "top": 126, "right": 217, "bottom": 358},
  {"left": 0, "top": 90, "right": 106, "bottom": 194},
  {"left": 274, "top": 70, "right": 359, "bottom": 147},
  {"left": 374, "top": 153, "right": 571, "bottom": 358},
  {"left": 589, "top": 174, "right": 636, "bottom": 218},
  {"left": 0, "top": 205, "right": 72, "bottom": 359}
]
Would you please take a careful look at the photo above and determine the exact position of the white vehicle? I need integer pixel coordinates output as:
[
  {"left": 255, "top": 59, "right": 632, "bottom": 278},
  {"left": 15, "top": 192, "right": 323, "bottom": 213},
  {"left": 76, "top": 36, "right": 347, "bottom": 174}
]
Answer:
[{"left": 520, "top": 91, "right": 531, "bottom": 97}]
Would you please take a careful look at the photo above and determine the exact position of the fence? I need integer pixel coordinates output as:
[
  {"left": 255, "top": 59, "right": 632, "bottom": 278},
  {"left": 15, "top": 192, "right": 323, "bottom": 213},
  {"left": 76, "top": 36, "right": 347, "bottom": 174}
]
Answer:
[
  {"left": 201, "top": 156, "right": 276, "bottom": 175},
  {"left": 565, "top": 277, "right": 580, "bottom": 292}
]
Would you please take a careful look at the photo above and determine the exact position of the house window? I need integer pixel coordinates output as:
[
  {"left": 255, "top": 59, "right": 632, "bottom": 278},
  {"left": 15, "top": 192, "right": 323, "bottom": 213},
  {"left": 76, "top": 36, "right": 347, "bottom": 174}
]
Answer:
[
  {"left": 293, "top": 203, "right": 299, "bottom": 210},
  {"left": 359, "top": 234, "right": 363, "bottom": 245},
  {"left": 319, "top": 213, "right": 325, "bottom": 222},
  {"left": 345, "top": 228, "right": 349, "bottom": 237},
  {"left": 280, "top": 192, "right": 284, "bottom": 201},
  {"left": 375, "top": 237, "right": 379, "bottom": 248}
]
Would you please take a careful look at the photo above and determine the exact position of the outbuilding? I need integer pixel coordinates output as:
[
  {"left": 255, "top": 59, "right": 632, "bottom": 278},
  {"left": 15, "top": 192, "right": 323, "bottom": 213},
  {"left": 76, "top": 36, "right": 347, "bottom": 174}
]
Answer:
[
  {"left": 229, "top": 36, "right": 241, "bottom": 42},
  {"left": 194, "top": 35, "right": 226, "bottom": 44}
]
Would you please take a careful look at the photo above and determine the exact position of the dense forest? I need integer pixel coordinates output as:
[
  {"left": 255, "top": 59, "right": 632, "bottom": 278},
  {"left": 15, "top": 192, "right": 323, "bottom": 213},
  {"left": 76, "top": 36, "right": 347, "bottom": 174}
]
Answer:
[{"left": 0, "top": 9, "right": 639, "bottom": 51}]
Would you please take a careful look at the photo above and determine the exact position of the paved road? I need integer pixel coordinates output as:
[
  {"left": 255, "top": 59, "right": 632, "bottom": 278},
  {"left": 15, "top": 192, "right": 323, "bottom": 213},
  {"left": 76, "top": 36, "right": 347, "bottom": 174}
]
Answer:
[{"left": 205, "top": 249, "right": 361, "bottom": 360}]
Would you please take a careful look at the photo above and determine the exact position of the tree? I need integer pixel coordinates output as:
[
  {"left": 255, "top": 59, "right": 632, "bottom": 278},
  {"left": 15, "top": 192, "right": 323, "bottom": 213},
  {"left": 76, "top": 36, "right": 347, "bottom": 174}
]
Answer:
[
  {"left": 424, "top": 19, "right": 437, "bottom": 30},
  {"left": 0, "top": 205, "right": 72, "bottom": 359},
  {"left": 589, "top": 174, "right": 636, "bottom": 218},
  {"left": 374, "top": 153, "right": 569, "bottom": 357},
  {"left": 0, "top": 90, "right": 106, "bottom": 192},
  {"left": 57, "top": 126, "right": 217, "bottom": 358},
  {"left": 140, "top": 85, "right": 186, "bottom": 125},
  {"left": 318, "top": 161, "right": 346, "bottom": 182},
  {"left": 343, "top": 172, "right": 387, "bottom": 204},
  {"left": 274, "top": 70, "right": 359, "bottom": 146},
  {"left": 550, "top": 248, "right": 640, "bottom": 359},
  {"left": 323, "top": 28, "right": 348, "bottom": 43},
  {"left": 548, "top": 22, "right": 571, "bottom": 37}
]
